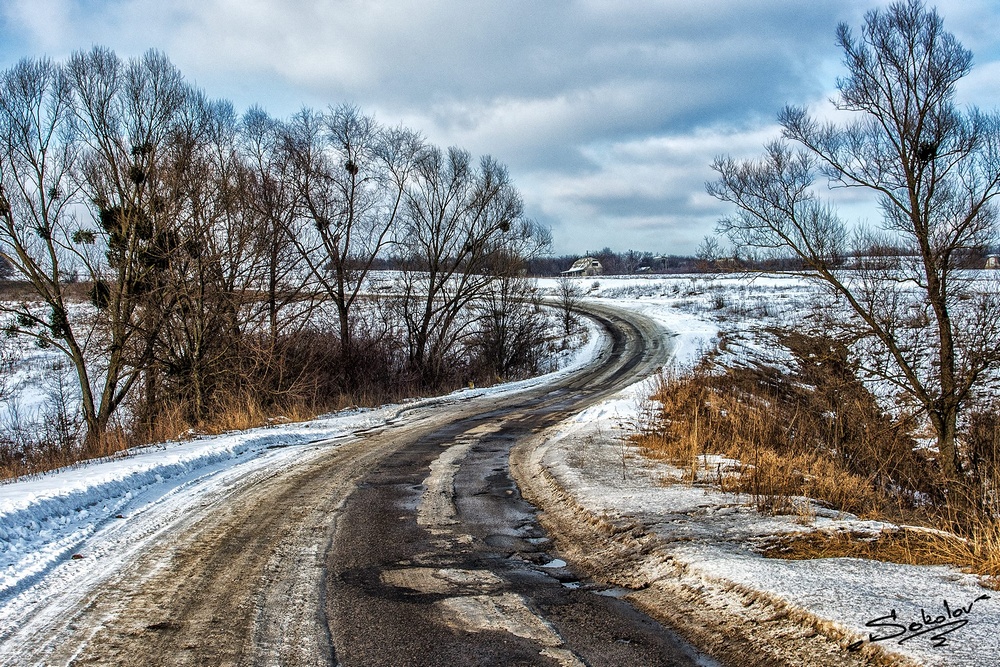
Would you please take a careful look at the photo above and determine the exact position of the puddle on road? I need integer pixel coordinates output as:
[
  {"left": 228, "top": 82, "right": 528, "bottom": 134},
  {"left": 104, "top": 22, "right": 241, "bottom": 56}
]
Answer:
[{"left": 594, "top": 586, "right": 634, "bottom": 599}]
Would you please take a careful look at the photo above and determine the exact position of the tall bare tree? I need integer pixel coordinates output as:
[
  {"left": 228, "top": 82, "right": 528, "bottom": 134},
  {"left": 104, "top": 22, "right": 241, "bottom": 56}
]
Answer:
[
  {"left": 64, "top": 47, "right": 198, "bottom": 442},
  {"left": 285, "top": 105, "right": 422, "bottom": 357},
  {"left": 0, "top": 58, "right": 85, "bottom": 428},
  {"left": 143, "top": 94, "right": 258, "bottom": 424},
  {"left": 474, "top": 271, "right": 545, "bottom": 381},
  {"left": 238, "top": 106, "right": 312, "bottom": 343},
  {"left": 708, "top": 0, "right": 1000, "bottom": 500},
  {"left": 0, "top": 48, "right": 199, "bottom": 446},
  {"left": 397, "top": 146, "right": 550, "bottom": 386}
]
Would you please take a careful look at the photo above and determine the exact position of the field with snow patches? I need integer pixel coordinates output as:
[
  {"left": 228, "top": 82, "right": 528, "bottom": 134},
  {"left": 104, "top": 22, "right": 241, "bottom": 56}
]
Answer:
[
  {"left": 0, "top": 272, "right": 997, "bottom": 666},
  {"left": 537, "top": 273, "right": 998, "bottom": 667}
]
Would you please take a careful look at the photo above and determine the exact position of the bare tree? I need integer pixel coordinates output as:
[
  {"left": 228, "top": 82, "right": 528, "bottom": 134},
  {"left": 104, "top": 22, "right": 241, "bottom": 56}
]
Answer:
[
  {"left": 285, "top": 105, "right": 422, "bottom": 358},
  {"left": 397, "top": 146, "right": 550, "bottom": 386},
  {"left": 143, "top": 94, "right": 265, "bottom": 424},
  {"left": 695, "top": 235, "right": 723, "bottom": 272},
  {"left": 0, "top": 58, "right": 84, "bottom": 426},
  {"left": 555, "top": 276, "right": 582, "bottom": 335},
  {"left": 708, "top": 0, "right": 1000, "bottom": 501},
  {"left": 474, "top": 272, "right": 545, "bottom": 381},
  {"left": 238, "top": 106, "right": 314, "bottom": 344},
  {"left": 0, "top": 49, "right": 198, "bottom": 447},
  {"left": 64, "top": 47, "right": 199, "bottom": 443}
]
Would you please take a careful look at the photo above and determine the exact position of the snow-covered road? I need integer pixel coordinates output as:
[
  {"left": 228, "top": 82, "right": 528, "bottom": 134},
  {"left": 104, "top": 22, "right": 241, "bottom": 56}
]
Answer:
[{"left": 0, "top": 317, "right": 606, "bottom": 666}]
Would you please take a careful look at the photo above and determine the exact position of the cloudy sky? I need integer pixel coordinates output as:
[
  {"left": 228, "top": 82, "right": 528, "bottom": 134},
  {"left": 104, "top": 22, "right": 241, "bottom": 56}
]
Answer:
[{"left": 2, "top": 1, "right": 999, "bottom": 255}]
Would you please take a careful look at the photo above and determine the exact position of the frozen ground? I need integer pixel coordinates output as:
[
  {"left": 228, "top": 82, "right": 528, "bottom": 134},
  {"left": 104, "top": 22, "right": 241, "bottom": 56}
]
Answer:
[
  {"left": 534, "top": 274, "right": 998, "bottom": 667},
  {"left": 1, "top": 273, "right": 997, "bottom": 666}
]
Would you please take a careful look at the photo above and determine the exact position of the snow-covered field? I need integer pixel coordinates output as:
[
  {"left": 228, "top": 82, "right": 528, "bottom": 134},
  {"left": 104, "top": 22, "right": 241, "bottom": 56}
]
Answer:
[
  {"left": 1, "top": 272, "right": 996, "bottom": 666},
  {"left": 535, "top": 274, "right": 998, "bottom": 667}
]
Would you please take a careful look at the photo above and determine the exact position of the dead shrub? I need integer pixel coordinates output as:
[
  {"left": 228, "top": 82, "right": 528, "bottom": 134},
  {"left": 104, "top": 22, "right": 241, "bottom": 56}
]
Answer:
[
  {"left": 964, "top": 404, "right": 1000, "bottom": 520},
  {"left": 128, "top": 325, "right": 413, "bottom": 445}
]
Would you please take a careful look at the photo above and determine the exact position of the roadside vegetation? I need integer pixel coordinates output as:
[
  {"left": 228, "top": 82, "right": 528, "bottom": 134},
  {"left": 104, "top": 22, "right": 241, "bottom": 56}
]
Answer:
[
  {"left": 0, "top": 47, "right": 553, "bottom": 478},
  {"left": 636, "top": 341, "right": 1000, "bottom": 583},
  {"left": 640, "top": 0, "right": 1000, "bottom": 583}
]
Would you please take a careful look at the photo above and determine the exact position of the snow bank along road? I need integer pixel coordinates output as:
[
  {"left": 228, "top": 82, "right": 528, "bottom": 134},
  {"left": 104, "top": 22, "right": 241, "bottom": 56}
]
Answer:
[{"left": 0, "top": 302, "right": 719, "bottom": 666}]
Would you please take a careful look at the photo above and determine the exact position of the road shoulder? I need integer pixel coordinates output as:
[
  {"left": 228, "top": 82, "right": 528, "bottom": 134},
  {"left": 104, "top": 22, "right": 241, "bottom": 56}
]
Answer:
[{"left": 510, "top": 391, "right": 921, "bottom": 667}]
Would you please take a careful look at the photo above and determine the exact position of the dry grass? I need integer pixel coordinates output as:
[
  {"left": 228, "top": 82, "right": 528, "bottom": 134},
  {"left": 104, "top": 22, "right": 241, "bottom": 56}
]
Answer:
[
  {"left": 129, "top": 392, "right": 361, "bottom": 444},
  {"left": 634, "top": 330, "right": 1000, "bottom": 582},
  {"left": 965, "top": 520, "right": 1000, "bottom": 581},
  {"left": 84, "top": 428, "right": 131, "bottom": 458},
  {"left": 635, "top": 347, "right": 927, "bottom": 520},
  {"left": 719, "top": 449, "right": 885, "bottom": 517},
  {"left": 0, "top": 390, "right": 369, "bottom": 483},
  {"left": 0, "top": 428, "right": 130, "bottom": 481},
  {"left": 759, "top": 527, "right": 966, "bottom": 567},
  {"left": 758, "top": 524, "right": 1000, "bottom": 589}
]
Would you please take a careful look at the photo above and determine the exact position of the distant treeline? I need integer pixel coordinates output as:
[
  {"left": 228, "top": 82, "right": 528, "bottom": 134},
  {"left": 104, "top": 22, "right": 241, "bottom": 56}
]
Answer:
[{"left": 522, "top": 245, "right": 999, "bottom": 276}]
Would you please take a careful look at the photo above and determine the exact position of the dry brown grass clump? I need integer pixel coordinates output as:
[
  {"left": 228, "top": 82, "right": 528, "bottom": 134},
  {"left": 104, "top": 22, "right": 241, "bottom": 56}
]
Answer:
[
  {"left": 0, "top": 391, "right": 368, "bottom": 482},
  {"left": 131, "top": 395, "right": 321, "bottom": 443},
  {"left": 965, "top": 520, "right": 1000, "bottom": 582},
  {"left": 758, "top": 524, "right": 1000, "bottom": 589},
  {"left": 719, "top": 449, "right": 886, "bottom": 517},
  {"left": 759, "top": 528, "right": 966, "bottom": 567},
  {"left": 0, "top": 428, "right": 130, "bottom": 481},
  {"left": 636, "top": 331, "right": 934, "bottom": 519},
  {"left": 634, "top": 329, "right": 1000, "bottom": 581}
]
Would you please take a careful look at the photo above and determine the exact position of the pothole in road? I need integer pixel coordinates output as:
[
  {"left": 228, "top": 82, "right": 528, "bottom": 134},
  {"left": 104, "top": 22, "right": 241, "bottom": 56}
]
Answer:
[
  {"left": 380, "top": 567, "right": 504, "bottom": 596},
  {"left": 436, "top": 592, "right": 585, "bottom": 667},
  {"left": 145, "top": 620, "right": 185, "bottom": 632}
]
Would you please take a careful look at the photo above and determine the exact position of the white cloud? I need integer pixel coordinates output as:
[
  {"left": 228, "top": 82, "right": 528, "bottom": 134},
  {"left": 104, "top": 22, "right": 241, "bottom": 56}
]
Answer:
[{"left": 0, "top": 0, "right": 998, "bottom": 254}]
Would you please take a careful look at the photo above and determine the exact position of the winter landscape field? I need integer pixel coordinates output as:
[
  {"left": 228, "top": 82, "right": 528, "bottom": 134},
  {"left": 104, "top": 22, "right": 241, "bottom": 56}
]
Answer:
[
  {"left": 0, "top": 272, "right": 995, "bottom": 666},
  {"left": 1, "top": 1, "right": 1000, "bottom": 663}
]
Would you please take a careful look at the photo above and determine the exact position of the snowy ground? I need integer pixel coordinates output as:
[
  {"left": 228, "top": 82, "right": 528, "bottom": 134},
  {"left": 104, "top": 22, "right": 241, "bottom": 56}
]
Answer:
[
  {"left": 534, "top": 274, "right": 998, "bottom": 667},
  {"left": 0, "top": 315, "right": 602, "bottom": 640},
  {"left": 1, "top": 272, "right": 997, "bottom": 666}
]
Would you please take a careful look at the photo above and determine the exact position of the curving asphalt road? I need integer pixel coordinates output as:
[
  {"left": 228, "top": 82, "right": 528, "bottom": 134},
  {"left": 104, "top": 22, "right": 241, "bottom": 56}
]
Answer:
[{"left": 6, "top": 303, "right": 721, "bottom": 666}]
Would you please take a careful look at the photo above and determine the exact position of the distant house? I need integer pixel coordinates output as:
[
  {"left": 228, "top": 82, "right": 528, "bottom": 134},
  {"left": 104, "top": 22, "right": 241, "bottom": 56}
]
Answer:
[
  {"left": 561, "top": 257, "right": 603, "bottom": 276},
  {"left": 987, "top": 255, "right": 1000, "bottom": 269}
]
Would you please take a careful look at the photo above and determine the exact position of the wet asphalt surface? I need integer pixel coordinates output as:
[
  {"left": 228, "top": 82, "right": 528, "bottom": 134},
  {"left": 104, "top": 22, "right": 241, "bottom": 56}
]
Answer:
[{"left": 324, "top": 308, "right": 721, "bottom": 666}]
